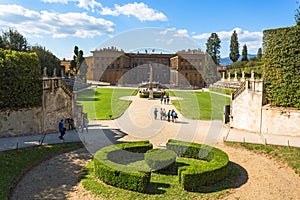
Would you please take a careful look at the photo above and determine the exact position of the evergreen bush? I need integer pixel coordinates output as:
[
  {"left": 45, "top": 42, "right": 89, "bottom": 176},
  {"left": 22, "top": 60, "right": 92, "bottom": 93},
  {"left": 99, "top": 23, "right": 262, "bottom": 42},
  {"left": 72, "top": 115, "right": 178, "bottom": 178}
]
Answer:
[
  {"left": 0, "top": 49, "right": 42, "bottom": 110},
  {"left": 263, "top": 26, "right": 300, "bottom": 109},
  {"left": 93, "top": 141, "right": 152, "bottom": 192},
  {"left": 166, "top": 139, "right": 229, "bottom": 191}
]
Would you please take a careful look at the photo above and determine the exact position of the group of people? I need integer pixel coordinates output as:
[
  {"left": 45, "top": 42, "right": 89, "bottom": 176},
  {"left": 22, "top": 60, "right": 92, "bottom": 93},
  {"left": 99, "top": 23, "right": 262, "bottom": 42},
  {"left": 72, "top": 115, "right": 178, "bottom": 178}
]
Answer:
[
  {"left": 154, "top": 108, "right": 178, "bottom": 123},
  {"left": 58, "top": 117, "right": 89, "bottom": 140},
  {"left": 160, "top": 92, "right": 170, "bottom": 104}
]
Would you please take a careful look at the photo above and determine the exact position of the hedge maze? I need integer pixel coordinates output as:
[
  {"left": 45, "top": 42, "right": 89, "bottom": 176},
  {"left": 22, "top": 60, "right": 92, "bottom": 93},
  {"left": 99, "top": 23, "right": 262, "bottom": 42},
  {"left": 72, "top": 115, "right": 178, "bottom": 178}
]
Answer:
[{"left": 93, "top": 139, "right": 229, "bottom": 193}]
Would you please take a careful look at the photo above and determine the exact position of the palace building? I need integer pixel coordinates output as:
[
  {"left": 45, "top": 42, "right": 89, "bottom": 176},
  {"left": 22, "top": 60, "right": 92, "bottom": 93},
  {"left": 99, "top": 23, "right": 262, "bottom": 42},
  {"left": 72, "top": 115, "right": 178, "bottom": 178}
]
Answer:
[{"left": 86, "top": 47, "right": 210, "bottom": 88}]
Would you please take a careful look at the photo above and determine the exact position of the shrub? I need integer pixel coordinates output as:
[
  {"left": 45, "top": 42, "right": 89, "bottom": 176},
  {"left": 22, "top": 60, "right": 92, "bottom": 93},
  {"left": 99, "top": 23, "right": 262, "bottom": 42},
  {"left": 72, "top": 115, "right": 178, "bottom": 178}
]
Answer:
[
  {"left": 94, "top": 141, "right": 152, "bottom": 192},
  {"left": 166, "top": 139, "right": 229, "bottom": 191},
  {"left": 263, "top": 25, "right": 300, "bottom": 109},
  {"left": 144, "top": 149, "right": 177, "bottom": 172},
  {"left": 0, "top": 49, "right": 42, "bottom": 110}
]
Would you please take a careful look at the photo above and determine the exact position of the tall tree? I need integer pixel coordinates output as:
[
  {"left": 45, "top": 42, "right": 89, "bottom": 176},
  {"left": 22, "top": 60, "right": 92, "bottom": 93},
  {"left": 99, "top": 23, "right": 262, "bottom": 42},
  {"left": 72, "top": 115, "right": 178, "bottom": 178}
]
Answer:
[
  {"left": 241, "top": 44, "right": 248, "bottom": 61},
  {"left": 30, "top": 45, "right": 61, "bottom": 77},
  {"left": 229, "top": 30, "right": 239, "bottom": 63},
  {"left": 70, "top": 46, "right": 86, "bottom": 80},
  {"left": 257, "top": 48, "right": 262, "bottom": 60},
  {"left": 70, "top": 46, "right": 84, "bottom": 74},
  {"left": 205, "top": 33, "right": 221, "bottom": 65},
  {"left": 295, "top": 1, "right": 300, "bottom": 25},
  {"left": 1, "top": 29, "right": 29, "bottom": 51}
]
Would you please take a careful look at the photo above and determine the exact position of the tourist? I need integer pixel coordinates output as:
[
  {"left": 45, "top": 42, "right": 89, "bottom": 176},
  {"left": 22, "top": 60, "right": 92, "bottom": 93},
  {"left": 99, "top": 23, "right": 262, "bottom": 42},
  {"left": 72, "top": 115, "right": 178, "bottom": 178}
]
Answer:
[
  {"left": 167, "top": 110, "right": 171, "bottom": 122},
  {"left": 58, "top": 119, "right": 66, "bottom": 140},
  {"left": 173, "top": 111, "right": 178, "bottom": 123},
  {"left": 83, "top": 117, "right": 89, "bottom": 132},
  {"left": 154, "top": 108, "right": 158, "bottom": 120},
  {"left": 162, "top": 108, "right": 167, "bottom": 120},
  {"left": 160, "top": 108, "right": 164, "bottom": 120}
]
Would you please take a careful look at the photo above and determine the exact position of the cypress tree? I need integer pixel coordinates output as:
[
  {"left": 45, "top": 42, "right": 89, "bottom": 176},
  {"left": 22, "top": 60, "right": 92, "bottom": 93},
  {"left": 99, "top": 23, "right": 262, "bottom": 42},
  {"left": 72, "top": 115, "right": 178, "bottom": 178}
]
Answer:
[
  {"left": 241, "top": 44, "right": 248, "bottom": 61},
  {"left": 229, "top": 30, "right": 240, "bottom": 62}
]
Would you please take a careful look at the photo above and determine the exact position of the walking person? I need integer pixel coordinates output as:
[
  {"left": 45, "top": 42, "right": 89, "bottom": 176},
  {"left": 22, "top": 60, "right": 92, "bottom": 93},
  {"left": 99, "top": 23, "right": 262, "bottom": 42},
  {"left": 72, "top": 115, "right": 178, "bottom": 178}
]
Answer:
[
  {"left": 58, "top": 119, "right": 66, "bottom": 140},
  {"left": 160, "top": 108, "right": 164, "bottom": 120},
  {"left": 154, "top": 108, "right": 158, "bottom": 120},
  {"left": 83, "top": 117, "right": 89, "bottom": 132},
  {"left": 167, "top": 110, "right": 171, "bottom": 122}
]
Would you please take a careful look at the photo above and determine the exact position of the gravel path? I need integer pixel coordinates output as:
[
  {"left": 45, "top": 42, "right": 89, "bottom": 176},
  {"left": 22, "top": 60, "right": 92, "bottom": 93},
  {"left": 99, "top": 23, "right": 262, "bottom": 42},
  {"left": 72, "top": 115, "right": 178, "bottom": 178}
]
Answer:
[
  {"left": 9, "top": 95, "right": 300, "bottom": 199},
  {"left": 10, "top": 144, "right": 300, "bottom": 200}
]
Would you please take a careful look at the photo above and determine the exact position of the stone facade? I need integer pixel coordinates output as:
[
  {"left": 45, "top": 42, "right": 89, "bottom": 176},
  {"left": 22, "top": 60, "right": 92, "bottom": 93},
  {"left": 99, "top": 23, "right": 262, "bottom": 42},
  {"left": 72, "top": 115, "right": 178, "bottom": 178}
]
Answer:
[
  {"left": 88, "top": 48, "right": 206, "bottom": 88},
  {"left": 230, "top": 77, "right": 300, "bottom": 136},
  {"left": 0, "top": 78, "right": 76, "bottom": 137}
]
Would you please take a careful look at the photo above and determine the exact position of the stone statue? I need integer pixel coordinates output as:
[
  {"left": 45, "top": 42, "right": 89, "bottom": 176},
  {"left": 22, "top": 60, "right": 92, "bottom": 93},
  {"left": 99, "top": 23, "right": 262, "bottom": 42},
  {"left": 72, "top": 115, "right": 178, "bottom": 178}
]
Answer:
[
  {"left": 43, "top": 67, "right": 47, "bottom": 77},
  {"left": 241, "top": 71, "right": 245, "bottom": 81},
  {"left": 53, "top": 68, "right": 57, "bottom": 77}
]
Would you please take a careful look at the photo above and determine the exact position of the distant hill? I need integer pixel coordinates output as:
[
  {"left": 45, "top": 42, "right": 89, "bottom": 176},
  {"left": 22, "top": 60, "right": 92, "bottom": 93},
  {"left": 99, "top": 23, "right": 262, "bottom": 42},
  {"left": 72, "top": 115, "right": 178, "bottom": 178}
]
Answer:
[{"left": 219, "top": 54, "right": 256, "bottom": 66}]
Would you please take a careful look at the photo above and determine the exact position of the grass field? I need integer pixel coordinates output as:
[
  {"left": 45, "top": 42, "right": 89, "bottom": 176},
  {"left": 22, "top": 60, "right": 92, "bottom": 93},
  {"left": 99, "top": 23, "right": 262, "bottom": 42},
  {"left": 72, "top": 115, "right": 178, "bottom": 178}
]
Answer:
[
  {"left": 0, "top": 142, "right": 83, "bottom": 200},
  {"left": 171, "top": 91, "right": 231, "bottom": 120},
  {"left": 76, "top": 88, "right": 138, "bottom": 120}
]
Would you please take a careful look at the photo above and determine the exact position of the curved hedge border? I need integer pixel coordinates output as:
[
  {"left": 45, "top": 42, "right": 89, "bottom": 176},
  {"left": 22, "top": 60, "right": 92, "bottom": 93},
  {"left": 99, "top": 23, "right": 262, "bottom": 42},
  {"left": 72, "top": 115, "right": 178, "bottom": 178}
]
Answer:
[
  {"left": 166, "top": 139, "right": 229, "bottom": 191},
  {"left": 144, "top": 149, "right": 177, "bottom": 172},
  {"left": 94, "top": 141, "right": 153, "bottom": 192},
  {"left": 94, "top": 140, "right": 229, "bottom": 193}
]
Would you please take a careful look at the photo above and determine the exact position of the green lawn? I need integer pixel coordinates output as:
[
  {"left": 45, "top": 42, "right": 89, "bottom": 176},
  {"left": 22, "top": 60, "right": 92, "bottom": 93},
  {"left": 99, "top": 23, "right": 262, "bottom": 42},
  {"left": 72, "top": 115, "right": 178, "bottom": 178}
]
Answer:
[
  {"left": 0, "top": 143, "right": 83, "bottom": 200},
  {"left": 76, "top": 88, "right": 138, "bottom": 120},
  {"left": 171, "top": 91, "right": 231, "bottom": 120}
]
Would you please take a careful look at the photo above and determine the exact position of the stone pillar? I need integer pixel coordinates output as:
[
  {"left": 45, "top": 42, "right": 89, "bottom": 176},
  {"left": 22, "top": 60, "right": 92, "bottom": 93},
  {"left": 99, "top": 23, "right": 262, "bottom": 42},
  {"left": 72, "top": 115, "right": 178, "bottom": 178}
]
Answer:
[
  {"left": 250, "top": 70, "right": 255, "bottom": 81},
  {"left": 43, "top": 67, "right": 48, "bottom": 77},
  {"left": 148, "top": 63, "right": 154, "bottom": 99},
  {"left": 234, "top": 71, "right": 238, "bottom": 81},
  {"left": 53, "top": 68, "right": 57, "bottom": 77},
  {"left": 221, "top": 72, "right": 225, "bottom": 81},
  {"left": 61, "top": 69, "right": 64, "bottom": 78},
  {"left": 227, "top": 72, "right": 231, "bottom": 82},
  {"left": 241, "top": 71, "right": 245, "bottom": 81}
]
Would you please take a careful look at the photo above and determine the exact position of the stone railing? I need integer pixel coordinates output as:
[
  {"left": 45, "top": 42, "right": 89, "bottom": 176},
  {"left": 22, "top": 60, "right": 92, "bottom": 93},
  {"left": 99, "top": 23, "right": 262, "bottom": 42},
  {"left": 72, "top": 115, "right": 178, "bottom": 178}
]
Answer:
[
  {"left": 43, "top": 78, "right": 73, "bottom": 98},
  {"left": 231, "top": 81, "right": 246, "bottom": 100}
]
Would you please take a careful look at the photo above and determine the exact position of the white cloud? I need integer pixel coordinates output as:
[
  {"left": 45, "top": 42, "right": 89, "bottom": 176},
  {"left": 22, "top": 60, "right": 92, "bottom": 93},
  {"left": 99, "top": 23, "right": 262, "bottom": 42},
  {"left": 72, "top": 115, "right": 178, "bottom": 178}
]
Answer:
[
  {"left": 173, "top": 29, "right": 189, "bottom": 38},
  {"left": 100, "top": 2, "right": 167, "bottom": 21},
  {"left": 0, "top": 4, "right": 114, "bottom": 38},
  {"left": 193, "top": 27, "right": 263, "bottom": 50},
  {"left": 42, "top": 0, "right": 102, "bottom": 12}
]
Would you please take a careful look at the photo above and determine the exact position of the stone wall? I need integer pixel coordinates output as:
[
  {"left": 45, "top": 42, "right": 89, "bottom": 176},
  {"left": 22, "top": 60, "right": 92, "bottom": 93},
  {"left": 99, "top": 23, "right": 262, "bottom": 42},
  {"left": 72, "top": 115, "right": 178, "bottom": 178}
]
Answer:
[
  {"left": 231, "top": 80, "right": 264, "bottom": 133},
  {"left": 261, "top": 106, "right": 300, "bottom": 136},
  {"left": 230, "top": 78, "right": 300, "bottom": 136},
  {"left": 0, "top": 107, "right": 42, "bottom": 137},
  {"left": 0, "top": 78, "right": 76, "bottom": 137}
]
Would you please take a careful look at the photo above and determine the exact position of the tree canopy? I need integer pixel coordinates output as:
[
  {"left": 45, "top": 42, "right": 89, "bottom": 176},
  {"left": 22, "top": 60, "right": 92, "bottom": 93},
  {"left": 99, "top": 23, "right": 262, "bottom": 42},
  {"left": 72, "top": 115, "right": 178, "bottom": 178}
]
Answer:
[
  {"left": 229, "top": 30, "right": 239, "bottom": 63},
  {"left": 0, "top": 29, "right": 29, "bottom": 52},
  {"left": 241, "top": 44, "right": 248, "bottom": 61},
  {"left": 205, "top": 33, "right": 221, "bottom": 65},
  {"left": 30, "top": 45, "right": 61, "bottom": 77}
]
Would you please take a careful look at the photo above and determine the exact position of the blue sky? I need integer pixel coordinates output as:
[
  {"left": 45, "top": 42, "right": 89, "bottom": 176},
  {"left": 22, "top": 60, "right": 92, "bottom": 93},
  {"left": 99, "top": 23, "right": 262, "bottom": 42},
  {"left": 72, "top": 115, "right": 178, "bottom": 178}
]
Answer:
[{"left": 0, "top": 0, "right": 297, "bottom": 59}]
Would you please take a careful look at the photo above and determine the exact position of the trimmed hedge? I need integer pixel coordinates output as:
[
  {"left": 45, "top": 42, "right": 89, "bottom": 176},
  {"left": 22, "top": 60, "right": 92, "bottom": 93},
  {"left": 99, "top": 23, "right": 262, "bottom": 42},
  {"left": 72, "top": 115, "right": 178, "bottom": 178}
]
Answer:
[
  {"left": 166, "top": 139, "right": 229, "bottom": 191},
  {"left": 94, "top": 141, "right": 153, "bottom": 192},
  {"left": 262, "top": 25, "right": 300, "bottom": 109},
  {"left": 139, "top": 93, "right": 163, "bottom": 98},
  {"left": 0, "top": 49, "right": 42, "bottom": 110},
  {"left": 144, "top": 149, "right": 177, "bottom": 172}
]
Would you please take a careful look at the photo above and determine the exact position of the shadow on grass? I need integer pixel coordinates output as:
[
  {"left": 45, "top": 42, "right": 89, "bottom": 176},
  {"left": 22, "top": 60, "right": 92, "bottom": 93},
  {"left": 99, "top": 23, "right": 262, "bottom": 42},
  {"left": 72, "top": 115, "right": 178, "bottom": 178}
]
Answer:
[
  {"left": 192, "top": 161, "right": 248, "bottom": 193},
  {"left": 145, "top": 182, "right": 170, "bottom": 195},
  {"left": 76, "top": 97, "right": 100, "bottom": 101}
]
